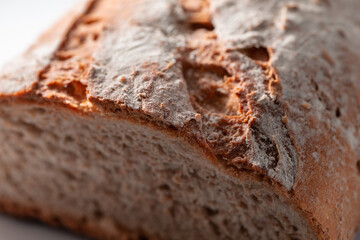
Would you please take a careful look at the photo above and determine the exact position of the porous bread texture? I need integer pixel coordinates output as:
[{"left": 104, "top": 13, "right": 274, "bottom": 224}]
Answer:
[
  {"left": 0, "top": 0, "right": 359, "bottom": 239},
  {"left": 0, "top": 103, "right": 316, "bottom": 240}
]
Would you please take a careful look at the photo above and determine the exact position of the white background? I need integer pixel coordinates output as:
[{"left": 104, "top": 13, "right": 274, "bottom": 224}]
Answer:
[
  {"left": 0, "top": 1, "right": 359, "bottom": 240},
  {"left": 0, "top": 0, "right": 81, "bottom": 66}
]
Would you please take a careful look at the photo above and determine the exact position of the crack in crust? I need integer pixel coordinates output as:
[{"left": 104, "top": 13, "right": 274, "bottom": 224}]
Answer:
[
  {"left": 35, "top": 0, "right": 104, "bottom": 107},
  {"left": 179, "top": 28, "right": 296, "bottom": 183}
]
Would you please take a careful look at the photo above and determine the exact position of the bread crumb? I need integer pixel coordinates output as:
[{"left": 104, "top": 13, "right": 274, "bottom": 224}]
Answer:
[
  {"left": 156, "top": 71, "right": 166, "bottom": 78},
  {"left": 131, "top": 67, "right": 137, "bottom": 80},
  {"left": 138, "top": 93, "right": 146, "bottom": 98},
  {"left": 120, "top": 104, "right": 126, "bottom": 110},
  {"left": 162, "top": 61, "right": 174, "bottom": 72},
  {"left": 195, "top": 114, "right": 201, "bottom": 122},
  {"left": 282, "top": 115, "right": 288, "bottom": 125},
  {"left": 301, "top": 103, "right": 312, "bottom": 110},
  {"left": 321, "top": 50, "right": 334, "bottom": 66},
  {"left": 120, "top": 76, "right": 126, "bottom": 82},
  {"left": 206, "top": 32, "right": 217, "bottom": 39},
  {"left": 160, "top": 103, "right": 165, "bottom": 109},
  {"left": 80, "top": 101, "right": 93, "bottom": 109}
]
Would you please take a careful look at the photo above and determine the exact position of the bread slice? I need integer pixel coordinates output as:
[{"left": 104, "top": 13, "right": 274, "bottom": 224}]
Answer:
[{"left": 0, "top": 0, "right": 359, "bottom": 239}]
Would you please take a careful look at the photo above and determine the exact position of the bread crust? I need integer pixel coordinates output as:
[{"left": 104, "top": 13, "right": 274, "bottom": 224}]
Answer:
[{"left": 0, "top": 0, "right": 359, "bottom": 239}]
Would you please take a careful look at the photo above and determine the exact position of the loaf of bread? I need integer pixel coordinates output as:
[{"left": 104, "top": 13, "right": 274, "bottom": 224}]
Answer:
[{"left": 0, "top": 0, "right": 359, "bottom": 239}]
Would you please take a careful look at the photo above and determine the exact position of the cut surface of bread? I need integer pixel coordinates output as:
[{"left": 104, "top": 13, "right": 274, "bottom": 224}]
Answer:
[
  {"left": 0, "top": 103, "right": 315, "bottom": 239},
  {"left": 0, "top": 0, "right": 359, "bottom": 239}
]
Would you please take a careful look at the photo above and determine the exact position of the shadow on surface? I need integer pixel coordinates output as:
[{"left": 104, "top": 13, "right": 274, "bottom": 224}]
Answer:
[
  {"left": 356, "top": 228, "right": 360, "bottom": 240},
  {"left": 1, "top": 213, "right": 360, "bottom": 240},
  {"left": 0, "top": 214, "right": 90, "bottom": 240}
]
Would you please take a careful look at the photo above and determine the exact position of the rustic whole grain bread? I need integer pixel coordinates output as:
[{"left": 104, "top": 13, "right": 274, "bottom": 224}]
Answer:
[{"left": 0, "top": 0, "right": 359, "bottom": 239}]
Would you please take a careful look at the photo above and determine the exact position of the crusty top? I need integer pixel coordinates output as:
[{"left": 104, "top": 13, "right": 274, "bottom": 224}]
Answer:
[{"left": 0, "top": 0, "right": 359, "bottom": 238}]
